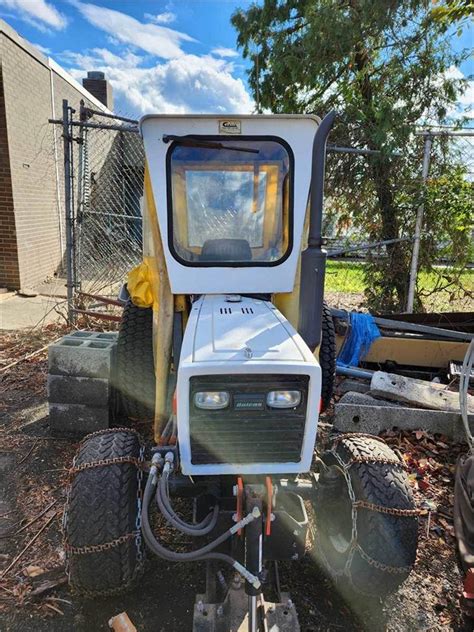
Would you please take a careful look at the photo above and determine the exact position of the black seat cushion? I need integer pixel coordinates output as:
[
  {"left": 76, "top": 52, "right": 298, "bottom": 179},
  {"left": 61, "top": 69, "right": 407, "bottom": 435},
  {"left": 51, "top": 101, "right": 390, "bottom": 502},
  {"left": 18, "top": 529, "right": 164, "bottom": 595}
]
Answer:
[{"left": 201, "top": 239, "right": 252, "bottom": 262}]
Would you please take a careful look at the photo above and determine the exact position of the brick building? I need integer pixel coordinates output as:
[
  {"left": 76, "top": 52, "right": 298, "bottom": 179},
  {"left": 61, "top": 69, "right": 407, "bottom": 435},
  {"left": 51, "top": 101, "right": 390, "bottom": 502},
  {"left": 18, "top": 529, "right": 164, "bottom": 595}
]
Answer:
[{"left": 0, "top": 20, "right": 113, "bottom": 290}]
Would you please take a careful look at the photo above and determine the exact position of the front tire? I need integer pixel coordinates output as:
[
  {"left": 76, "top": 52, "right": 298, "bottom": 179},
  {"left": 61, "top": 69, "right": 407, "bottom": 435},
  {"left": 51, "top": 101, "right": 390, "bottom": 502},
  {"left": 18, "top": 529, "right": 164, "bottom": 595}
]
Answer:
[
  {"left": 64, "top": 429, "right": 145, "bottom": 597},
  {"left": 315, "top": 434, "right": 418, "bottom": 597},
  {"left": 319, "top": 301, "right": 336, "bottom": 412},
  {"left": 116, "top": 300, "right": 155, "bottom": 422}
]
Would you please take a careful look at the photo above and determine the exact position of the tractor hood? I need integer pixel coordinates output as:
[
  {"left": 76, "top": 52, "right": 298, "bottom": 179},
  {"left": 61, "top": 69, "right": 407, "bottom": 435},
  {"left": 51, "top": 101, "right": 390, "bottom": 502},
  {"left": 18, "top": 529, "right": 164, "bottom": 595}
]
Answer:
[{"left": 191, "top": 295, "right": 307, "bottom": 364}]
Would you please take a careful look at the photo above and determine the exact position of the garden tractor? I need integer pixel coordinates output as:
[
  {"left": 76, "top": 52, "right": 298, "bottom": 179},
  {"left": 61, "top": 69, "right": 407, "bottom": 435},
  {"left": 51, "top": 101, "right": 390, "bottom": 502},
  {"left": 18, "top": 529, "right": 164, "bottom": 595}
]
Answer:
[{"left": 63, "top": 113, "right": 418, "bottom": 630}]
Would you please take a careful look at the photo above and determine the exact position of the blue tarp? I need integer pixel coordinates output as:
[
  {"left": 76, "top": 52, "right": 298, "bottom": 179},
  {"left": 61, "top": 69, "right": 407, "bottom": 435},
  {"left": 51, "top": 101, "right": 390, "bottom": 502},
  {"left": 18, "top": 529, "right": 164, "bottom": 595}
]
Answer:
[{"left": 336, "top": 312, "right": 381, "bottom": 368}]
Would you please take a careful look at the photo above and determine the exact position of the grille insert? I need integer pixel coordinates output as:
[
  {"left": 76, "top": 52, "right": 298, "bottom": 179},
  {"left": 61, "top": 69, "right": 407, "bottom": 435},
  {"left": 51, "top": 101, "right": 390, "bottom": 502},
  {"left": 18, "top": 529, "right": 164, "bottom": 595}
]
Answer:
[{"left": 189, "top": 374, "right": 309, "bottom": 465}]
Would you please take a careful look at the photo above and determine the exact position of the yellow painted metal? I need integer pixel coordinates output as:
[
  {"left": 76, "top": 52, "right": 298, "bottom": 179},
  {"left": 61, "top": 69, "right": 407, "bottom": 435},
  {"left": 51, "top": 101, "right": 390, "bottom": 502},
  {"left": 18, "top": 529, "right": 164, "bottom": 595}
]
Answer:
[
  {"left": 174, "top": 294, "right": 189, "bottom": 328},
  {"left": 144, "top": 163, "right": 174, "bottom": 442},
  {"left": 336, "top": 334, "right": 469, "bottom": 368}
]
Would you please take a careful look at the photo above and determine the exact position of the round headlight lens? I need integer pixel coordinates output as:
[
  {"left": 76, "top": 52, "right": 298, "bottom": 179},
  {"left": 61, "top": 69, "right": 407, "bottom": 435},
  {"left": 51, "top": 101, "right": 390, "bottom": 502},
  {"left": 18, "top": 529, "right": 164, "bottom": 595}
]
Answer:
[
  {"left": 266, "top": 390, "right": 301, "bottom": 409},
  {"left": 194, "top": 391, "right": 230, "bottom": 410}
]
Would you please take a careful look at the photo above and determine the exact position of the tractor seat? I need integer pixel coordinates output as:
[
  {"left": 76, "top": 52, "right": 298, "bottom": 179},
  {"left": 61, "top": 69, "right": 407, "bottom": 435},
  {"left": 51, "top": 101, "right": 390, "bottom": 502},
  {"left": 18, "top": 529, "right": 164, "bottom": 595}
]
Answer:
[{"left": 201, "top": 239, "right": 252, "bottom": 262}]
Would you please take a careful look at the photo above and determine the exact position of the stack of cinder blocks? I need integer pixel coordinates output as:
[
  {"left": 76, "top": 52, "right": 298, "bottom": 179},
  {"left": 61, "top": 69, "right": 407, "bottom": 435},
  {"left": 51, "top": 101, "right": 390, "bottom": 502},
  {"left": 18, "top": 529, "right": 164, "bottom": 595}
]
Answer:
[{"left": 48, "top": 331, "right": 118, "bottom": 436}]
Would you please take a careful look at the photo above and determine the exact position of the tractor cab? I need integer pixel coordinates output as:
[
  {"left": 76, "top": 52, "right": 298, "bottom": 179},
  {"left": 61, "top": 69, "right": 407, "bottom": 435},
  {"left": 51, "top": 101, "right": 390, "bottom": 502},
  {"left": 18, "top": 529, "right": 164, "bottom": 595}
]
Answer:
[
  {"left": 140, "top": 115, "right": 327, "bottom": 476},
  {"left": 140, "top": 115, "right": 318, "bottom": 294}
]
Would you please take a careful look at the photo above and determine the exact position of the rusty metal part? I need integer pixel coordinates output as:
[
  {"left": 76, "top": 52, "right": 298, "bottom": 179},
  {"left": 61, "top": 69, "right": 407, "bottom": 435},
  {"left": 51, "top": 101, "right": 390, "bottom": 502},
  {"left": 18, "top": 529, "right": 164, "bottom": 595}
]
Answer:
[
  {"left": 69, "top": 456, "right": 144, "bottom": 477},
  {"left": 353, "top": 500, "right": 420, "bottom": 517},
  {"left": 64, "top": 531, "right": 139, "bottom": 555}
]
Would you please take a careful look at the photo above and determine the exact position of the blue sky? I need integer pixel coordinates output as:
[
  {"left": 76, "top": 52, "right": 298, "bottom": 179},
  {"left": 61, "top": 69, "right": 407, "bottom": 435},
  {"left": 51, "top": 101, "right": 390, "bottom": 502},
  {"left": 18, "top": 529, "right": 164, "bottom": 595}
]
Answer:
[{"left": 0, "top": 0, "right": 472, "bottom": 120}]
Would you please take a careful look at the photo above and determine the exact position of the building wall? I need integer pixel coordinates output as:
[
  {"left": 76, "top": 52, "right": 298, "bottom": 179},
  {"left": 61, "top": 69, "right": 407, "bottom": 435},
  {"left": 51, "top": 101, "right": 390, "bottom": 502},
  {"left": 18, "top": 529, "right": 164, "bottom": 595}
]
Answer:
[
  {"left": 1, "top": 31, "right": 60, "bottom": 290},
  {"left": 0, "top": 20, "right": 110, "bottom": 290},
  {"left": 0, "top": 65, "right": 19, "bottom": 288}
]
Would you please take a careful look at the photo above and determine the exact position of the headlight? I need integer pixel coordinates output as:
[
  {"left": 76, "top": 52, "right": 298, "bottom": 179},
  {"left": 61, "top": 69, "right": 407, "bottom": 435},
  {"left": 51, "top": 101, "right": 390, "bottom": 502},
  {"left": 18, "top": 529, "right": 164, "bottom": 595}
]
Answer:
[
  {"left": 194, "top": 391, "right": 230, "bottom": 410},
  {"left": 266, "top": 390, "right": 301, "bottom": 409}
]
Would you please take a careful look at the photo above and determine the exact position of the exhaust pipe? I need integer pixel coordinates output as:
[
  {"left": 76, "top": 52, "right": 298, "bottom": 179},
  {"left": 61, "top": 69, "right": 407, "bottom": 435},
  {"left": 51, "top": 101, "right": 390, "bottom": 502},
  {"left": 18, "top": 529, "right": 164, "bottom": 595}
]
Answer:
[{"left": 298, "top": 111, "right": 336, "bottom": 351}]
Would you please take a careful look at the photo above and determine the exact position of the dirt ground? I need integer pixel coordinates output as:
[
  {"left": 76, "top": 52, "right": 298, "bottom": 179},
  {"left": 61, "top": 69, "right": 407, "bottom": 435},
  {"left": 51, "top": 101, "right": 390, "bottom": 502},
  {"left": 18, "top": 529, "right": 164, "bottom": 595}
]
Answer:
[{"left": 0, "top": 324, "right": 471, "bottom": 631}]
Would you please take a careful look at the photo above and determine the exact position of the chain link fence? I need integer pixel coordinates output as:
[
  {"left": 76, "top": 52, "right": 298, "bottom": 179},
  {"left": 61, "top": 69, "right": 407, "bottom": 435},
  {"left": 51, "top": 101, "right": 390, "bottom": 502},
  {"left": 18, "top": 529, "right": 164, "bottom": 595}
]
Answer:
[
  {"left": 323, "top": 128, "right": 473, "bottom": 313},
  {"left": 60, "top": 107, "right": 472, "bottom": 321},
  {"left": 75, "top": 110, "right": 144, "bottom": 296}
]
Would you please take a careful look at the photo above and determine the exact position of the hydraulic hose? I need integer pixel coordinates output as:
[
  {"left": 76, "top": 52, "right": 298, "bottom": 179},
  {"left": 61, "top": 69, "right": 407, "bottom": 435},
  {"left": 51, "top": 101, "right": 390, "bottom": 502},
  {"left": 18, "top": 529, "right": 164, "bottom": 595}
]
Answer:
[
  {"left": 157, "top": 471, "right": 219, "bottom": 536},
  {"left": 159, "top": 462, "right": 217, "bottom": 530},
  {"left": 141, "top": 470, "right": 261, "bottom": 589}
]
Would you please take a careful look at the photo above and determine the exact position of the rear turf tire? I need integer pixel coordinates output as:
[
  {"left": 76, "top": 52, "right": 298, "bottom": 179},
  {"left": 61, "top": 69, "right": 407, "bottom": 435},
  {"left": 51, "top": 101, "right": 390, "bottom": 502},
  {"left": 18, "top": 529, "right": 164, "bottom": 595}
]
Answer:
[
  {"left": 64, "top": 429, "right": 145, "bottom": 597},
  {"left": 315, "top": 434, "right": 418, "bottom": 597},
  {"left": 116, "top": 300, "right": 155, "bottom": 422},
  {"left": 319, "top": 301, "right": 336, "bottom": 412}
]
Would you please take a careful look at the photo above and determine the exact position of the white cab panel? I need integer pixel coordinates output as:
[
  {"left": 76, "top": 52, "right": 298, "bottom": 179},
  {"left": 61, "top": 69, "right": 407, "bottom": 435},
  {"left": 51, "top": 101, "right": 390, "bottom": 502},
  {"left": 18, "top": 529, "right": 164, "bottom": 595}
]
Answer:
[{"left": 140, "top": 115, "right": 318, "bottom": 295}]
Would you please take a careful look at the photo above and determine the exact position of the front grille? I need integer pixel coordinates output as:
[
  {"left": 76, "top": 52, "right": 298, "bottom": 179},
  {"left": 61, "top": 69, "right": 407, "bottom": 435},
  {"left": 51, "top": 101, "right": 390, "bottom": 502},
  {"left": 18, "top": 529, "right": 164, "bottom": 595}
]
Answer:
[{"left": 189, "top": 374, "right": 309, "bottom": 465}]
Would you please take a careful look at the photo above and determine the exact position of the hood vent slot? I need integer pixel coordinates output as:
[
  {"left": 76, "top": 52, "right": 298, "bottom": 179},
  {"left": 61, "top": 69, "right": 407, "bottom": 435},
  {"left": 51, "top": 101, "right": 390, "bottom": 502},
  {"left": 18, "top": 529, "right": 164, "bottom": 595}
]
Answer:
[
  {"left": 219, "top": 307, "right": 232, "bottom": 315},
  {"left": 241, "top": 307, "right": 254, "bottom": 314}
]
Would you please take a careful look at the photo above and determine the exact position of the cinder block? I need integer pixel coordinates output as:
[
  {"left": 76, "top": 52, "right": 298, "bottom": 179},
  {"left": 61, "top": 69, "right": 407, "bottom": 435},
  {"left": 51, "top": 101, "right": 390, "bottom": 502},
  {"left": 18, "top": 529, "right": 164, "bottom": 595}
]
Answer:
[
  {"left": 65, "top": 331, "right": 118, "bottom": 342},
  {"left": 338, "top": 379, "right": 371, "bottom": 396},
  {"left": 48, "top": 336, "right": 116, "bottom": 379},
  {"left": 48, "top": 375, "right": 110, "bottom": 406},
  {"left": 338, "top": 391, "right": 402, "bottom": 407},
  {"left": 334, "top": 402, "right": 474, "bottom": 442},
  {"left": 49, "top": 403, "right": 110, "bottom": 436}
]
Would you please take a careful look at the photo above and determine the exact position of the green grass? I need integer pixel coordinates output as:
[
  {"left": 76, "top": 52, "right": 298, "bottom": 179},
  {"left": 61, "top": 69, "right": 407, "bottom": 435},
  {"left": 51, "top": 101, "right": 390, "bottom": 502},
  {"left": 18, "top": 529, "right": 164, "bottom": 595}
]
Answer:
[
  {"left": 325, "top": 260, "right": 473, "bottom": 311},
  {"left": 325, "top": 261, "right": 366, "bottom": 293}
]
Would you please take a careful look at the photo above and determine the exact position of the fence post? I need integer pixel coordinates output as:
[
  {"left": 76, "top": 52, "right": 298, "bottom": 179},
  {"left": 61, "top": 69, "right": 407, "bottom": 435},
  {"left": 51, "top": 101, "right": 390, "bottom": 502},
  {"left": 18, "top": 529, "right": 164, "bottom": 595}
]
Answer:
[
  {"left": 62, "top": 99, "right": 75, "bottom": 325},
  {"left": 406, "top": 131, "right": 432, "bottom": 313}
]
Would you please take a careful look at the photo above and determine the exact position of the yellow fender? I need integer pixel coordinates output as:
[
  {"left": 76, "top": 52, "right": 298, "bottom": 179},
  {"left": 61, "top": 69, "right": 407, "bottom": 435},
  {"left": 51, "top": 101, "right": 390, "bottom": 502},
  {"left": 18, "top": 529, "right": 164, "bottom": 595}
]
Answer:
[{"left": 142, "top": 163, "right": 174, "bottom": 443}]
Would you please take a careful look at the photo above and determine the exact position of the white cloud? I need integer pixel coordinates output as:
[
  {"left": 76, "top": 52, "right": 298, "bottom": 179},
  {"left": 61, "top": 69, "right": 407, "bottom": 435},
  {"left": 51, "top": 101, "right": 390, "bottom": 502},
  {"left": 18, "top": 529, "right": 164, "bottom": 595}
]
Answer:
[
  {"left": 458, "top": 82, "right": 474, "bottom": 118},
  {"left": 71, "top": 1, "right": 195, "bottom": 59},
  {"left": 211, "top": 47, "right": 239, "bottom": 58},
  {"left": 144, "top": 11, "right": 176, "bottom": 25},
  {"left": 0, "top": 0, "right": 67, "bottom": 29},
  {"left": 60, "top": 47, "right": 143, "bottom": 69},
  {"left": 442, "top": 66, "right": 473, "bottom": 120},
  {"left": 65, "top": 48, "right": 254, "bottom": 115},
  {"left": 33, "top": 42, "right": 51, "bottom": 55}
]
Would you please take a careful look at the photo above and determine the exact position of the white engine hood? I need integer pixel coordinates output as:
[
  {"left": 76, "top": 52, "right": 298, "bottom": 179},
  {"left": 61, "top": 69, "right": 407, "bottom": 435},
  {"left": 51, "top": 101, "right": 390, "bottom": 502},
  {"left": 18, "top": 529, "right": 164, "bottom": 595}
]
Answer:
[{"left": 190, "top": 295, "right": 309, "bottom": 364}]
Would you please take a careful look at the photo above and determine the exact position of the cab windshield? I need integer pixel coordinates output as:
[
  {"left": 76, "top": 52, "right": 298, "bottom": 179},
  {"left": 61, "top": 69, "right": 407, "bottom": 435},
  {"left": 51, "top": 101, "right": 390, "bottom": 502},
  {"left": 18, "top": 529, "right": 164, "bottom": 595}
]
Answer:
[{"left": 167, "top": 138, "right": 293, "bottom": 265}]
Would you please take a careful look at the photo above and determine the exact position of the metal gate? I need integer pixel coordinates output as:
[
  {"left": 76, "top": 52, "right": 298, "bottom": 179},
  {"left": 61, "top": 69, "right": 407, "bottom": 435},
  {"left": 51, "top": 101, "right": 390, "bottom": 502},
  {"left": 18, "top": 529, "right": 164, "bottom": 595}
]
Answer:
[{"left": 56, "top": 100, "right": 144, "bottom": 323}]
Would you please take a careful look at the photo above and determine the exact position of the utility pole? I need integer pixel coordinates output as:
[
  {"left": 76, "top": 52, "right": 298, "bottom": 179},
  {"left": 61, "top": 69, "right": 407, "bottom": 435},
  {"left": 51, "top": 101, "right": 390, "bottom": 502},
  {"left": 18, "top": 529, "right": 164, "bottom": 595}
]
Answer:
[{"left": 406, "top": 131, "right": 432, "bottom": 313}]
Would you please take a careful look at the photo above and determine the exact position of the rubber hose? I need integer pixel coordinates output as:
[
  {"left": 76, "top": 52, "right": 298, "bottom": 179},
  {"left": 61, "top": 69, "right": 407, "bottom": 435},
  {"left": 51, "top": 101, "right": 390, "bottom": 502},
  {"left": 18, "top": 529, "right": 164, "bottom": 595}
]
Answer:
[
  {"left": 156, "top": 484, "right": 218, "bottom": 536},
  {"left": 142, "top": 473, "right": 237, "bottom": 564},
  {"left": 162, "top": 470, "right": 215, "bottom": 529},
  {"left": 157, "top": 471, "right": 219, "bottom": 535}
]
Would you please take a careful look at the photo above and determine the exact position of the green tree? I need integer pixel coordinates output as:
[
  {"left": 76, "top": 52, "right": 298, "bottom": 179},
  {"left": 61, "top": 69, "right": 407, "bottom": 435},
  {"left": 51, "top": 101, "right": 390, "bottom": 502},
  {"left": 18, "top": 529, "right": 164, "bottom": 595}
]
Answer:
[
  {"left": 232, "top": 0, "right": 470, "bottom": 311},
  {"left": 431, "top": 0, "right": 474, "bottom": 25},
  {"left": 419, "top": 164, "right": 474, "bottom": 306}
]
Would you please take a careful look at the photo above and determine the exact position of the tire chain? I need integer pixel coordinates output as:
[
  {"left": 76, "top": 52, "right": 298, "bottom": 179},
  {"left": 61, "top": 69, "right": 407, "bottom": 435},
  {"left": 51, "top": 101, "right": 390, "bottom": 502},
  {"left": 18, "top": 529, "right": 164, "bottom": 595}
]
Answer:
[
  {"left": 321, "top": 434, "right": 418, "bottom": 586},
  {"left": 63, "top": 430, "right": 146, "bottom": 598},
  {"left": 353, "top": 500, "right": 420, "bottom": 517},
  {"left": 77, "top": 426, "right": 143, "bottom": 446},
  {"left": 64, "top": 531, "right": 139, "bottom": 555},
  {"left": 331, "top": 432, "right": 388, "bottom": 446},
  {"left": 69, "top": 456, "right": 144, "bottom": 478}
]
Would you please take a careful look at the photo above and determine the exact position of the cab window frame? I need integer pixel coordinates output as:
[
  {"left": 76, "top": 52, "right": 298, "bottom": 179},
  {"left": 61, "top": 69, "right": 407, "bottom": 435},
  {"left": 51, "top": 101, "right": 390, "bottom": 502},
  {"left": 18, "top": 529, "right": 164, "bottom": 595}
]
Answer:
[{"left": 165, "top": 135, "right": 295, "bottom": 268}]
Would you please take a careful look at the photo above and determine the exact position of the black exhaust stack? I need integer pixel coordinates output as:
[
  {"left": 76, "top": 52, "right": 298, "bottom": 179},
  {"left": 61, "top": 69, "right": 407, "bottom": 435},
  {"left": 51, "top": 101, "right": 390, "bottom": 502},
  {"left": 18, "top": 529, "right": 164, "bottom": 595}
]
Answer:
[{"left": 298, "top": 111, "right": 336, "bottom": 350}]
